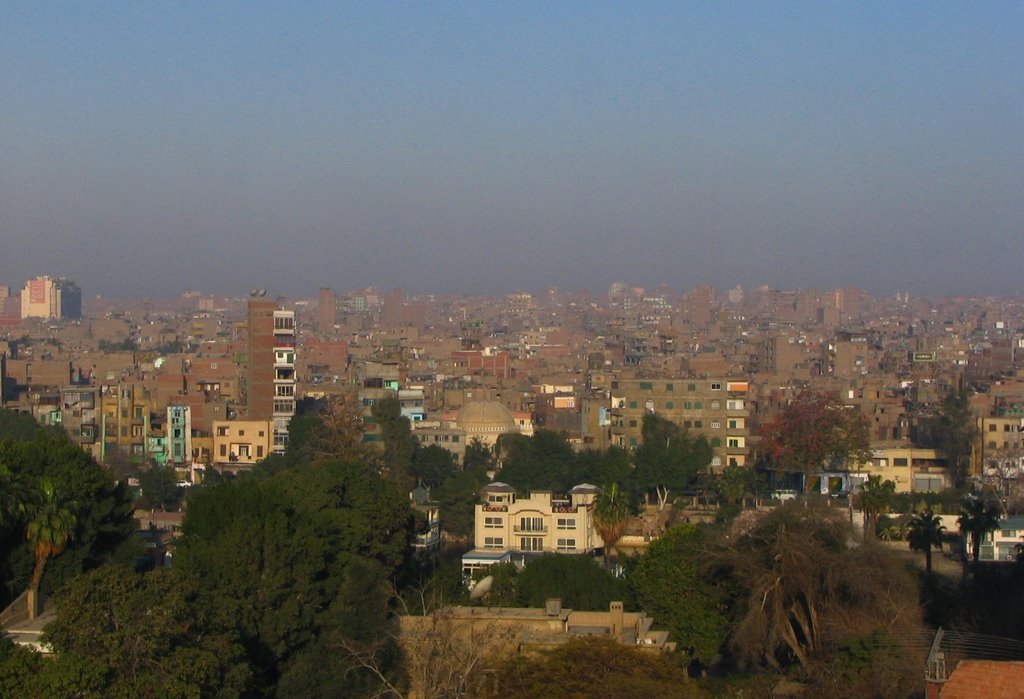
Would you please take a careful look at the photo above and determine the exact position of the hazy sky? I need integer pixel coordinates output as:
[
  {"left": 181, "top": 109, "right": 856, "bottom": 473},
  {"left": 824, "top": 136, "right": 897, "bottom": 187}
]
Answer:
[{"left": 2, "top": 3, "right": 1022, "bottom": 299}]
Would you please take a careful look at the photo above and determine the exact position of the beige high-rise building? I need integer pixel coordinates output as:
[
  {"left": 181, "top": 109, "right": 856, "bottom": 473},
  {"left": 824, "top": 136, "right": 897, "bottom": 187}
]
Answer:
[{"left": 20, "top": 276, "right": 81, "bottom": 320}]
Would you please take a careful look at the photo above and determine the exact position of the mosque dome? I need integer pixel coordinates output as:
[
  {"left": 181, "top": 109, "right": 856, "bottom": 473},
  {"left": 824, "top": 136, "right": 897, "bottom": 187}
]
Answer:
[{"left": 456, "top": 401, "right": 517, "bottom": 432}]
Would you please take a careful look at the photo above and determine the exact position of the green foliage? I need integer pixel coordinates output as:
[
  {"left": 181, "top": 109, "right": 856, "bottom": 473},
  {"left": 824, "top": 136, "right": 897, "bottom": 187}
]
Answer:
[
  {"left": 516, "top": 554, "right": 626, "bottom": 610},
  {"left": 634, "top": 415, "right": 712, "bottom": 508},
  {"left": 97, "top": 338, "right": 139, "bottom": 353},
  {"left": 627, "top": 525, "right": 729, "bottom": 664},
  {"left": 810, "top": 629, "right": 925, "bottom": 699},
  {"left": 372, "top": 396, "right": 418, "bottom": 493},
  {"left": 0, "top": 409, "right": 58, "bottom": 442},
  {"left": 411, "top": 444, "right": 458, "bottom": 488},
  {"left": 858, "top": 475, "right": 896, "bottom": 538},
  {"left": 432, "top": 469, "right": 488, "bottom": 539},
  {"left": 0, "top": 432, "right": 136, "bottom": 604},
  {"left": 471, "top": 561, "right": 519, "bottom": 607},
  {"left": 907, "top": 509, "right": 945, "bottom": 575},
  {"left": 0, "top": 638, "right": 42, "bottom": 698},
  {"left": 715, "top": 504, "right": 924, "bottom": 672},
  {"left": 137, "top": 463, "right": 183, "bottom": 511},
  {"left": 42, "top": 565, "right": 252, "bottom": 698},
  {"left": 593, "top": 482, "right": 632, "bottom": 560},
  {"left": 922, "top": 388, "right": 977, "bottom": 488},
  {"left": 958, "top": 493, "right": 1001, "bottom": 562},
  {"left": 496, "top": 638, "right": 699, "bottom": 699},
  {"left": 498, "top": 429, "right": 577, "bottom": 492},
  {"left": 175, "top": 458, "right": 416, "bottom": 692}
]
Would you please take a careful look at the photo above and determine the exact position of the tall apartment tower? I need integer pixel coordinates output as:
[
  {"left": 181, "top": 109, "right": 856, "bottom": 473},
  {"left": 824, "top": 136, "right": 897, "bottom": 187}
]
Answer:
[
  {"left": 20, "top": 276, "right": 82, "bottom": 320},
  {"left": 246, "top": 299, "right": 296, "bottom": 454},
  {"left": 317, "top": 287, "right": 336, "bottom": 332}
]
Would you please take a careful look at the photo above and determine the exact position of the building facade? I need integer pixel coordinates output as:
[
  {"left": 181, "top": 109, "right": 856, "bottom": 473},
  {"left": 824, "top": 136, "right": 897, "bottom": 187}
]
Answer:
[{"left": 246, "top": 299, "right": 295, "bottom": 454}]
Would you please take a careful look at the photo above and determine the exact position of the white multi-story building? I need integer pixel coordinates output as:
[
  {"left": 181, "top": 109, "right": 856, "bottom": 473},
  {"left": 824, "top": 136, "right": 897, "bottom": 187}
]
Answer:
[{"left": 271, "top": 309, "right": 296, "bottom": 454}]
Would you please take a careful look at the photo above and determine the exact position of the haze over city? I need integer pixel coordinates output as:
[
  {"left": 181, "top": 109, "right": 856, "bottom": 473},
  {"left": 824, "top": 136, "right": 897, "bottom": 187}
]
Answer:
[{"left": 2, "top": 3, "right": 1022, "bottom": 298}]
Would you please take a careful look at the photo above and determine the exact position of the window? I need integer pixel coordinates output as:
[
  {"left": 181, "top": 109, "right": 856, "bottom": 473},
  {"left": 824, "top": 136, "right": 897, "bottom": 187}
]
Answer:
[
  {"left": 219, "top": 444, "right": 227, "bottom": 457},
  {"left": 217, "top": 426, "right": 228, "bottom": 436},
  {"left": 629, "top": 401, "right": 638, "bottom": 409},
  {"left": 665, "top": 401, "right": 674, "bottom": 409},
  {"left": 239, "top": 429, "right": 245, "bottom": 436},
  {"left": 683, "top": 421, "right": 692, "bottom": 428},
  {"left": 710, "top": 382, "right": 722, "bottom": 390},
  {"left": 557, "top": 518, "right": 575, "bottom": 529},
  {"left": 665, "top": 383, "right": 674, "bottom": 391},
  {"left": 728, "top": 437, "right": 745, "bottom": 448},
  {"left": 894, "top": 458, "right": 908, "bottom": 466},
  {"left": 710, "top": 437, "right": 721, "bottom": 448},
  {"left": 628, "top": 419, "right": 637, "bottom": 428},
  {"left": 519, "top": 517, "right": 544, "bottom": 532},
  {"left": 557, "top": 538, "right": 576, "bottom": 551},
  {"left": 990, "top": 424, "right": 998, "bottom": 432},
  {"left": 711, "top": 456, "right": 722, "bottom": 467},
  {"left": 694, "top": 401, "right": 703, "bottom": 409},
  {"left": 484, "top": 536, "right": 504, "bottom": 549},
  {"left": 710, "top": 400, "right": 721, "bottom": 410},
  {"left": 687, "top": 383, "right": 696, "bottom": 391},
  {"left": 639, "top": 382, "right": 652, "bottom": 390},
  {"left": 256, "top": 446, "right": 264, "bottom": 458},
  {"left": 520, "top": 537, "right": 543, "bottom": 551},
  {"left": 485, "top": 516, "right": 503, "bottom": 528},
  {"left": 693, "top": 420, "right": 702, "bottom": 428},
  {"left": 726, "top": 399, "right": 744, "bottom": 410},
  {"left": 711, "top": 420, "right": 721, "bottom": 429},
  {"left": 684, "top": 401, "right": 692, "bottom": 409},
  {"left": 728, "top": 419, "right": 741, "bottom": 429}
]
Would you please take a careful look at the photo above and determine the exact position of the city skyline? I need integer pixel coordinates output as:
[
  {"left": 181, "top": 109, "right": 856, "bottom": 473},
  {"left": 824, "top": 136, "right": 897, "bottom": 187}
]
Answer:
[{"left": 2, "top": 3, "right": 1022, "bottom": 299}]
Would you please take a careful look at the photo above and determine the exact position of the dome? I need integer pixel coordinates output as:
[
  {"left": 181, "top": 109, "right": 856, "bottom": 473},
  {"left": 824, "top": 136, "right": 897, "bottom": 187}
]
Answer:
[{"left": 456, "top": 401, "right": 517, "bottom": 432}]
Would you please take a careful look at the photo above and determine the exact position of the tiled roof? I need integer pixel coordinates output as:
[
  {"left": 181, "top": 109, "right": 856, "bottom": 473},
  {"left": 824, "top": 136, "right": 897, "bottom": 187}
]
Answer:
[{"left": 941, "top": 660, "right": 1024, "bottom": 698}]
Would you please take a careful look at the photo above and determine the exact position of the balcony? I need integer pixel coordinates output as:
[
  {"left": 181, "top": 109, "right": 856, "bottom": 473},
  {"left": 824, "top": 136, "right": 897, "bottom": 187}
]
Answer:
[{"left": 513, "top": 525, "right": 549, "bottom": 533}]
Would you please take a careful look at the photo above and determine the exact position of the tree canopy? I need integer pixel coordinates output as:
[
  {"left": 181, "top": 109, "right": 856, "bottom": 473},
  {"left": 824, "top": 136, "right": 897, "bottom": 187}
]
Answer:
[
  {"left": 758, "top": 391, "right": 871, "bottom": 476},
  {"left": 634, "top": 414, "right": 712, "bottom": 509}
]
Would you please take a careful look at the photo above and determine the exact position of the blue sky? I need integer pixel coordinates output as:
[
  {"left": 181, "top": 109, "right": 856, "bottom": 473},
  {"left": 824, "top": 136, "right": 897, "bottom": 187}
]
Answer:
[{"left": 2, "top": 2, "right": 1022, "bottom": 298}]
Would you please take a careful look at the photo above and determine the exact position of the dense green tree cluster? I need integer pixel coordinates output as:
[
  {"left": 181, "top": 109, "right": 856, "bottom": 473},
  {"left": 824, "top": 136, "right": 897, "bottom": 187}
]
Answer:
[{"left": 0, "top": 411, "right": 137, "bottom": 607}]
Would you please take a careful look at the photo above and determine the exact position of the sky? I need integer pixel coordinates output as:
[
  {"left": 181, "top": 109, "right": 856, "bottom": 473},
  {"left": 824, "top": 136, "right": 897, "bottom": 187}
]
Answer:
[{"left": 1, "top": 2, "right": 1022, "bottom": 300}]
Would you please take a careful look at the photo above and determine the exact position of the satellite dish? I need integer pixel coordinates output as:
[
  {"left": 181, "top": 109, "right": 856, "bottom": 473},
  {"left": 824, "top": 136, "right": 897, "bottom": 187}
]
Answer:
[{"left": 469, "top": 575, "right": 494, "bottom": 601}]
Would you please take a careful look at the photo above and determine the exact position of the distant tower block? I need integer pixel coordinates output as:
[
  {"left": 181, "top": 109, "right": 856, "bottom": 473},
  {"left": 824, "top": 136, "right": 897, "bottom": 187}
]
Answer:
[{"left": 318, "top": 287, "right": 336, "bottom": 331}]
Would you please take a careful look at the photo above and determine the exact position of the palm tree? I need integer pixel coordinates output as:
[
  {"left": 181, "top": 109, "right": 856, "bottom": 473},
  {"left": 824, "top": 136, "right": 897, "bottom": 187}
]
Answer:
[
  {"left": 25, "top": 478, "right": 77, "bottom": 618},
  {"left": 858, "top": 475, "right": 895, "bottom": 539},
  {"left": 957, "top": 494, "right": 1000, "bottom": 563},
  {"left": 593, "top": 483, "right": 631, "bottom": 569},
  {"left": 907, "top": 509, "right": 945, "bottom": 576}
]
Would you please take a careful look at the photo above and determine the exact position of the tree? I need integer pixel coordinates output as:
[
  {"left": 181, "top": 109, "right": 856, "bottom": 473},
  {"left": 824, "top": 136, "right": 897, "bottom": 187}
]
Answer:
[
  {"left": 716, "top": 504, "right": 923, "bottom": 671},
  {"left": 411, "top": 445, "right": 458, "bottom": 489},
  {"left": 498, "top": 430, "right": 577, "bottom": 493},
  {"left": 627, "top": 525, "right": 729, "bottom": 665},
  {"left": 24, "top": 478, "right": 77, "bottom": 618},
  {"left": 958, "top": 493, "right": 1001, "bottom": 563},
  {"left": 858, "top": 476, "right": 896, "bottom": 539},
  {"left": 758, "top": 391, "right": 871, "bottom": 483},
  {"left": 373, "top": 396, "right": 418, "bottom": 493},
  {"left": 137, "top": 463, "right": 182, "bottom": 511},
  {"left": 496, "top": 638, "right": 698, "bottom": 699},
  {"left": 175, "top": 458, "right": 416, "bottom": 691},
  {"left": 0, "top": 433, "right": 137, "bottom": 606},
  {"left": 919, "top": 387, "right": 977, "bottom": 488},
  {"left": 286, "top": 394, "right": 371, "bottom": 465},
  {"left": 41, "top": 565, "right": 252, "bottom": 697},
  {"left": 907, "top": 509, "right": 945, "bottom": 575},
  {"left": 515, "top": 554, "right": 625, "bottom": 610},
  {"left": 592, "top": 483, "right": 632, "bottom": 566},
  {"left": 634, "top": 414, "right": 712, "bottom": 510}
]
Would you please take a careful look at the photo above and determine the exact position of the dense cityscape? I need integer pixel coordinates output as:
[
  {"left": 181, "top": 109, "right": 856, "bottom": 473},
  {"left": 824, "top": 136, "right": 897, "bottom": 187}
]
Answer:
[
  {"left": 1, "top": 277, "right": 1024, "bottom": 696},
  {"left": 4, "top": 3, "right": 1023, "bottom": 697}
]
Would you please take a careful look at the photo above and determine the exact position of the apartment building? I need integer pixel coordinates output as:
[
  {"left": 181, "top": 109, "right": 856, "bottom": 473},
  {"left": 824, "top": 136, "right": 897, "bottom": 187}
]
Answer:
[
  {"left": 462, "top": 482, "right": 604, "bottom": 577},
  {"left": 246, "top": 299, "right": 295, "bottom": 454},
  {"left": 607, "top": 377, "right": 751, "bottom": 469},
  {"left": 211, "top": 419, "right": 273, "bottom": 470},
  {"left": 20, "top": 276, "right": 81, "bottom": 320}
]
